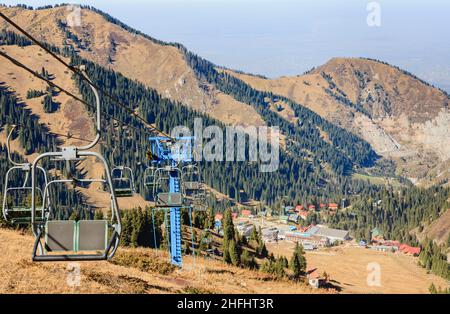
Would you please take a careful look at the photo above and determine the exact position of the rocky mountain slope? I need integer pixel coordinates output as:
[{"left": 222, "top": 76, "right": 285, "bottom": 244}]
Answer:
[{"left": 224, "top": 58, "right": 449, "bottom": 186}]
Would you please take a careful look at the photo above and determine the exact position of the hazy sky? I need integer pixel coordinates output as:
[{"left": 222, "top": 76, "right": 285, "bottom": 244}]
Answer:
[{"left": 2, "top": 0, "right": 450, "bottom": 91}]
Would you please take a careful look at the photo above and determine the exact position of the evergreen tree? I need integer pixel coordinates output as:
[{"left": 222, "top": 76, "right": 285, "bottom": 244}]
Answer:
[
  {"left": 240, "top": 250, "right": 257, "bottom": 270},
  {"left": 206, "top": 207, "right": 215, "bottom": 229},
  {"left": 260, "top": 257, "right": 285, "bottom": 279},
  {"left": 228, "top": 239, "right": 240, "bottom": 266},
  {"left": 26, "top": 89, "right": 46, "bottom": 99},
  {"left": 290, "top": 242, "right": 307, "bottom": 279},
  {"left": 250, "top": 225, "right": 258, "bottom": 242},
  {"left": 42, "top": 94, "right": 56, "bottom": 113}
]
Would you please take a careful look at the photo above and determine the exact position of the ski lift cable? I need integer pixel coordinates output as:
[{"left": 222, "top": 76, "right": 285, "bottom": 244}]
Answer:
[
  {"left": 0, "top": 121, "right": 94, "bottom": 143},
  {"left": 0, "top": 11, "right": 174, "bottom": 140},
  {"left": 0, "top": 50, "right": 153, "bottom": 138}
]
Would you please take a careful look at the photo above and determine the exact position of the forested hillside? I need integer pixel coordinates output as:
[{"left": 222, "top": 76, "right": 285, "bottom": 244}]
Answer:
[
  {"left": 0, "top": 27, "right": 378, "bottom": 209},
  {"left": 72, "top": 50, "right": 378, "bottom": 205},
  {"left": 82, "top": 5, "right": 381, "bottom": 176}
]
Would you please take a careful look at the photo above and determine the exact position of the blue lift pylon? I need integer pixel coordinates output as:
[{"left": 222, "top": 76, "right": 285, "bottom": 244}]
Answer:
[{"left": 149, "top": 136, "right": 193, "bottom": 267}]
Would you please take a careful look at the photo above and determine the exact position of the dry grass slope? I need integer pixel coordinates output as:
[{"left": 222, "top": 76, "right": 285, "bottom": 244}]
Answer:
[
  {"left": 267, "top": 242, "right": 449, "bottom": 294},
  {"left": 0, "top": 6, "right": 265, "bottom": 129},
  {"left": 0, "top": 228, "right": 320, "bottom": 294}
]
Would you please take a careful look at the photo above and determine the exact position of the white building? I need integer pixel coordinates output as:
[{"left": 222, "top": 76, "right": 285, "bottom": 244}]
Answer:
[{"left": 307, "top": 226, "right": 350, "bottom": 244}]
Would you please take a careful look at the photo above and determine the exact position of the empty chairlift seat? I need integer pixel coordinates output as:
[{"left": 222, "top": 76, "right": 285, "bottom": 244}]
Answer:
[
  {"left": 78, "top": 220, "right": 108, "bottom": 251},
  {"left": 45, "top": 220, "right": 108, "bottom": 252},
  {"left": 45, "top": 221, "right": 76, "bottom": 252},
  {"left": 156, "top": 192, "right": 183, "bottom": 207},
  {"left": 184, "top": 181, "right": 200, "bottom": 191},
  {"left": 144, "top": 166, "right": 156, "bottom": 188},
  {"left": 112, "top": 166, "right": 135, "bottom": 197}
]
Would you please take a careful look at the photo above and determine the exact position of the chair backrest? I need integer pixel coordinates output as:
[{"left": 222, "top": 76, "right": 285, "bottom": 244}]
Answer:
[
  {"left": 45, "top": 220, "right": 108, "bottom": 252},
  {"left": 45, "top": 221, "right": 76, "bottom": 252},
  {"left": 78, "top": 220, "right": 108, "bottom": 251},
  {"left": 184, "top": 181, "right": 200, "bottom": 190},
  {"left": 157, "top": 192, "right": 182, "bottom": 207}
]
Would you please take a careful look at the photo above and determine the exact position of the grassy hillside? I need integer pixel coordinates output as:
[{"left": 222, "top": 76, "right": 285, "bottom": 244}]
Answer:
[{"left": 0, "top": 228, "right": 320, "bottom": 294}]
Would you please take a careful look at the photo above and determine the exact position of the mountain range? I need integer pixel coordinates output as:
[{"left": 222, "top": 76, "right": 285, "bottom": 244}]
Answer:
[{"left": 1, "top": 5, "right": 448, "bottom": 189}]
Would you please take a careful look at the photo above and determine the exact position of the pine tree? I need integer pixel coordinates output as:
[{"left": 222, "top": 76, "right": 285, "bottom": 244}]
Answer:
[
  {"left": 257, "top": 238, "right": 268, "bottom": 258},
  {"left": 120, "top": 211, "right": 132, "bottom": 246},
  {"left": 130, "top": 209, "right": 144, "bottom": 247},
  {"left": 274, "top": 257, "right": 286, "bottom": 278},
  {"left": 223, "top": 245, "right": 231, "bottom": 264},
  {"left": 206, "top": 207, "right": 215, "bottom": 229},
  {"left": 42, "top": 94, "right": 55, "bottom": 113},
  {"left": 290, "top": 242, "right": 307, "bottom": 279},
  {"left": 280, "top": 256, "right": 289, "bottom": 268},
  {"left": 240, "top": 250, "right": 257, "bottom": 270},
  {"left": 250, "top": 225, "right": 258, "bottom": 242},
  {"left": 228, "top": 239, "right": 240, "bottom": 266},
  {"left": 222, "top": 208, "right": 236, "bottom": 264}
]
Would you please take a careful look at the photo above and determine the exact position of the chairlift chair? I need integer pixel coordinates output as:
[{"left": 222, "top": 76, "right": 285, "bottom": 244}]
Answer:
[
  {"left": 152, "top": 166, "right": 183, "bottom": 208},
  {"left": 111, "top": 165, "right": 136, "bottom": 197},
  {"left": 2, "top": 186, "right": 46, "bottom": 224},
  {"left": 30, "top": 67, "right": 121, "bottom": 262},
  {"left": 181, "top": 163, "right": 207, "bottom": 211},
  {"left": 191, "top": 185, "right": 208, "bottom": 211},
  {"left": 144, "top": 164, "right": 157, "bottom": 188},
  {"left": 182, "top": 164, "right": 201, "bottom": 192},
  {"left": 2, "top": 126, "right": 51, "bottom": 224}
]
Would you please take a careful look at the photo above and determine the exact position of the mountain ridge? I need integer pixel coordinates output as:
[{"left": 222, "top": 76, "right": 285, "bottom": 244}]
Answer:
[
  {"left": 223, "top": 58, "right": 449, "bottom": 186},
  {"left": 0, "top": 4, "right": 447, "bottom": 200}
]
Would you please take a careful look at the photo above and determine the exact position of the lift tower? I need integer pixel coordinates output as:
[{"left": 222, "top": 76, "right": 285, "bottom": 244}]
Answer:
[{"left": 149, "top": 136, "right": 193, "bottom": 266}]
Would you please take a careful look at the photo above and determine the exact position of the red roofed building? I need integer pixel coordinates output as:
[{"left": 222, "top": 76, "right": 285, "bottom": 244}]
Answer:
[
  {"left": 232, "top": 213, "right": 238, "bottom": 220},
  {"left": 319, "top": 203, "right": 326, "bottom": 209},
  {"left": 214, "top": 213, "right": 223, "bottom": 221},
  {"left": 295, "top": 205, "right": 304, "bottom": 212},
  {"left": 399, "top": 244, "right": 421, "bottom": 256},
  {"left": 328, "top": 203, "right": 339, "bottom": 210},
  {"left": 241, "top": 209, "right": 252, "bottom": 217},
  {"left": 307, "top": 267, "right": 323, "bottom": 288},
  {"left": 308, "top": 204, "right": 316, "bottom": 211}
]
